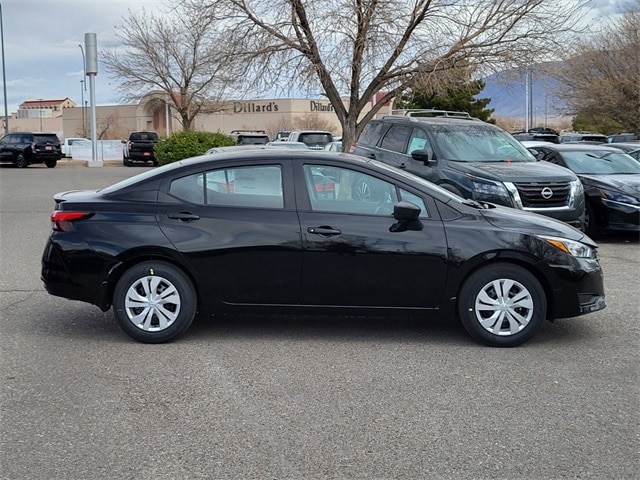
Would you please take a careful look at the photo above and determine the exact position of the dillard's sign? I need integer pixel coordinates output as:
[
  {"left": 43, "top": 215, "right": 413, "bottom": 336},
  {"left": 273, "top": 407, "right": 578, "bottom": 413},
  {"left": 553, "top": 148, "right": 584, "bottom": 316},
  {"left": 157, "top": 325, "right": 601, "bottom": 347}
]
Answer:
[
  {"left": 233, "top": 102, "right": 279, "bottom": 113},
  {"left": 232, "top": 100, "right": 336, "bottom": 114}
]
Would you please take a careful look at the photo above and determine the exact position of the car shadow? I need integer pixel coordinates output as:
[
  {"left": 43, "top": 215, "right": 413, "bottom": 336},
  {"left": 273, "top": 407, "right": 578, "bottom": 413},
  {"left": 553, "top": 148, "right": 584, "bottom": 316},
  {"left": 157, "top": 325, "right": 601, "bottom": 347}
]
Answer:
[{"left": 185, "top": 312, "right": 474, "bottom": 347}]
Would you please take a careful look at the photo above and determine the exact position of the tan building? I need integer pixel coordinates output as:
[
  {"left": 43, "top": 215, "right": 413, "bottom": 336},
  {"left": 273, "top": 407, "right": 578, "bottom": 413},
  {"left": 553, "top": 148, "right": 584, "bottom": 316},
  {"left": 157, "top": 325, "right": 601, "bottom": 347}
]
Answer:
[{"left": 8, "top": 94, "right": 392, "bottom": 141}]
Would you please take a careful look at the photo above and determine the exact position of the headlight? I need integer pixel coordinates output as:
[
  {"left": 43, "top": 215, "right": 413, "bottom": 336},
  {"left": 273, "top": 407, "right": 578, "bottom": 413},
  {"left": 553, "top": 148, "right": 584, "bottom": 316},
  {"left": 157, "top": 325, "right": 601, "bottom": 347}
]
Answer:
[
  {"left": 471, "top": 180, "right": 512, "bottom": 205},
  {"left": 597, "top": 188, "right": 640, "bottom": 206},
  {"left": 538, "top": 235, "right": 596, "bottom": 258}
]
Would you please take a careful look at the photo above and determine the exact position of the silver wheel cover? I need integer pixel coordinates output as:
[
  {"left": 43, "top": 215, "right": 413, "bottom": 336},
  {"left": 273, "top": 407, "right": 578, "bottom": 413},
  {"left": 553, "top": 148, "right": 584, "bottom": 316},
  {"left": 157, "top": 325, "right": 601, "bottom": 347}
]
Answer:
[
  {"left": 474, "top": 278, "right": 534, "bottom": 336},
  {"left": 124, "top": 275, "right": 181, "bottom": 332}
]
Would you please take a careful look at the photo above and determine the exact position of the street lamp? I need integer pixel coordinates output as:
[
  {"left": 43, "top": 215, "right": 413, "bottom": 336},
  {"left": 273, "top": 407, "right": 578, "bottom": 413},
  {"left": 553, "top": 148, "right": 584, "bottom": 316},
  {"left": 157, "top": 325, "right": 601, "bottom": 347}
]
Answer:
[
  {"left": 78, "top": 44, "right": 87, "bottom": 136},
  {"left": 1, "top": 3, "right": 9, "bottom": 133},
  {"left": 38, "top": 98, "right": 43, "bottom": 132}
]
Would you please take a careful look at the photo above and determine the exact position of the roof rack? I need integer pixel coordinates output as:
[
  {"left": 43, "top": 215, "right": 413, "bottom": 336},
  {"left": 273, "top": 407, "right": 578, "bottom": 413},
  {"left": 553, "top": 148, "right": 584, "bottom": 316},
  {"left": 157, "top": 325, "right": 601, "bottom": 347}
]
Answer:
[
  {"left": 380, "top": 109, "right": 480, "bottom": 122},
  {"left": 390, "top": 109, "right": 472, "bottom": 118}
]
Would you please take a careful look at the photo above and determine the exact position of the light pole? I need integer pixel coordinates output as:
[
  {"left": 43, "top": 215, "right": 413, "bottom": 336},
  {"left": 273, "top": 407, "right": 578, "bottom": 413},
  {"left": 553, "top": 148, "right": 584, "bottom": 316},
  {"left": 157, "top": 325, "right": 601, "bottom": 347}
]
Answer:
[
  {"left": 1, "top": 3, "right": 9, "bottom": 133},
  {"left": 78, "top": 44, "right": 87, "bottom": 136},
  {"left": 38, "top": 98, "right": 43, "bottom": 132}
]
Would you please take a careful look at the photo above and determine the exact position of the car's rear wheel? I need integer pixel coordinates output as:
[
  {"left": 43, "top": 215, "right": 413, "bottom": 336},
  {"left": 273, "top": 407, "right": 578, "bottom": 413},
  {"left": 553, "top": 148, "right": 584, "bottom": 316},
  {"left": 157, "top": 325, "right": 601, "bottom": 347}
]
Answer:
[
  {"left": 113, "top": 261, "right": 197, "bottom": 343},
  {"left": 15, "top": 153, "right": 28, "bottom": 168},
  {"left": 45, "top": 159, "right": 57, "bottom": 168},
  {"left": 458, "top": 264, "right": 546, "bottom": 347}
]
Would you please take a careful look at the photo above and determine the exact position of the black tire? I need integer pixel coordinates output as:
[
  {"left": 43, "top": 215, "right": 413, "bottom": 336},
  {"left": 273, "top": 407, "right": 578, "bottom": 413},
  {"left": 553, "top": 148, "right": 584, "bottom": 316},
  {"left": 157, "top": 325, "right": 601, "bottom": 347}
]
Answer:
[
  {"left": 45, "top": 159, "right": 57, "bottom": 168},
  {"left": 123, "top": 156, "right": 131, "bottom": 167},
  {"left": 584, "top": 201, "right": 598, "bottom": 238},
  {"left": 113, "top": 261, "right": 197, "bottom": 343},
  {"left": 15, "top": 153, "right": 28, "bottom": 168},
  {"left": 458, "top": 264, "right": 547, "bottom": 347}
]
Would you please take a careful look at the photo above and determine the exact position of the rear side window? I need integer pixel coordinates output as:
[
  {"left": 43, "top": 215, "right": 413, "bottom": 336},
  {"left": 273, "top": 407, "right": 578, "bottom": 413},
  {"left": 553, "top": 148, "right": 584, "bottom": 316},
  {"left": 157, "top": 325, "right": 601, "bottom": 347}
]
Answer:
[
  {"left": 170, "top": 165, "right": 284, "bottom": 209},
  {"left": 380, "top": 125, "right": 411, "bottom": 153},
  {"left": 358, "top": 122, "right": 387, "bottom": 145}
]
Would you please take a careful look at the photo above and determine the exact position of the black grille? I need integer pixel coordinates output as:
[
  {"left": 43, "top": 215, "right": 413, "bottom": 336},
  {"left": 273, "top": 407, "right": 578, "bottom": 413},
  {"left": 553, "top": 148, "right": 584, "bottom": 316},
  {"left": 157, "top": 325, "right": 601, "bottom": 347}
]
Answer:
[{"left": 514, "top": 182, "right": 570, "bottom": 208}]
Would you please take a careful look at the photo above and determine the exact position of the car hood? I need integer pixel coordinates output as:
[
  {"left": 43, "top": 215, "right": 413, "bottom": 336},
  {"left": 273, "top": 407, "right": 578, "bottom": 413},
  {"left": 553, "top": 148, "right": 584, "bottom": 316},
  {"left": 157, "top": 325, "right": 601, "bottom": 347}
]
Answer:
[
  {"left": 448, "top": 160, "right": 576, "bottom": 182},
  {"left": 479, "top": 203, "right": 593, "bottom": 245},
  {"left": 579, "top": 174, "right": 640, "bottom": 198}
]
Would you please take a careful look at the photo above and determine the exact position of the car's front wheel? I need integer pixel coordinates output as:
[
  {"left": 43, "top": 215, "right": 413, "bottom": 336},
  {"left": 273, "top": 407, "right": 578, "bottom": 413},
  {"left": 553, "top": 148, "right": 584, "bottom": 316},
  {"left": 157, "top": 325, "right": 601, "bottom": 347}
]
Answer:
[
  {"left": 458, "top": 264, "right": 546, "bottom": 347},
  {"left": 113, "top": 261, "right": 197, "bottom": 343}
]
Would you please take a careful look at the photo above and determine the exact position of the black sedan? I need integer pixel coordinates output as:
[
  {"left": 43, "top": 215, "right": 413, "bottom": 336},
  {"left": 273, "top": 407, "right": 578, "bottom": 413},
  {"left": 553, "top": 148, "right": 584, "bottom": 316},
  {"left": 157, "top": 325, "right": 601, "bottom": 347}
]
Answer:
[
  {"left": 526, "top": 143, "right": 640, "bottom": 237},
  {"left": 42, "top": 151, "right": 605, "bottom": 347}
]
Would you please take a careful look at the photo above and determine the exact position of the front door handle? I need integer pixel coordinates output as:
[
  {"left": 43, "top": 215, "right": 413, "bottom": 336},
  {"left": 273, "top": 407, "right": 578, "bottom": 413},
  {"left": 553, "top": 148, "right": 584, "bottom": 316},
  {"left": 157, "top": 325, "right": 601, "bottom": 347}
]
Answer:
[
  {"left": 167, "top": 212, "right": 200, "bottom": 221},
  {"left": 307, "top": 226, "right": 342, "bottom": 236}
]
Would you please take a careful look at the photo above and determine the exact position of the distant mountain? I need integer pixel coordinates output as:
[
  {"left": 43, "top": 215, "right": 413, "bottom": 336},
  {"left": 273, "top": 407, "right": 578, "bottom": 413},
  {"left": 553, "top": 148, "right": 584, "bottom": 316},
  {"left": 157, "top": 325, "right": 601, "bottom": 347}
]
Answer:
[{"left": 480, "top": 67, "right": 568, "bottom": 122}]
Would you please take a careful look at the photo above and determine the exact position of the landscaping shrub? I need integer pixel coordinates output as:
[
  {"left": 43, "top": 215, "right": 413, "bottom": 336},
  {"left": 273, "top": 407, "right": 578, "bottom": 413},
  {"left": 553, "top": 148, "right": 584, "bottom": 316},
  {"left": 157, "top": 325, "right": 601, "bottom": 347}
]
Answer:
[{"left": 155, "top": 131, "right": 235, "bottom": 165}]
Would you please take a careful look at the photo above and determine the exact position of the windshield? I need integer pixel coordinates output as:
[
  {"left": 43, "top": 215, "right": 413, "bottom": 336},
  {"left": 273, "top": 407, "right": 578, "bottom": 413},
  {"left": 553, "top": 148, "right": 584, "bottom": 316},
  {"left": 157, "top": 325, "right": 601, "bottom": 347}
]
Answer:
[
  {"left": 433, "top": 125, "right": 535, "bottom": 162},
  {"left": 562, "top": 151, "right": 640, "bottom": 174}
]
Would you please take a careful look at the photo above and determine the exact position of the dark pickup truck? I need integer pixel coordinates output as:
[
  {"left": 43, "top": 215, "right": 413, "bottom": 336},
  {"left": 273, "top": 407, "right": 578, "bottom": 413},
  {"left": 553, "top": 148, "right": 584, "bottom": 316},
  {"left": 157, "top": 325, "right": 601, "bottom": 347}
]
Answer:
[{"left": 123, "top": 131, "right": 159, "bottom": 166}]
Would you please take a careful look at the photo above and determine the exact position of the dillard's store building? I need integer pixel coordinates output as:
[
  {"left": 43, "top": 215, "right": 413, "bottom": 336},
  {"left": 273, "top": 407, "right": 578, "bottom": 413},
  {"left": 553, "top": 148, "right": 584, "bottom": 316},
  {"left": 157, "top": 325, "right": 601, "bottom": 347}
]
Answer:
[{"left": 61, "top": 94, "right": 392, "bottom": 141}]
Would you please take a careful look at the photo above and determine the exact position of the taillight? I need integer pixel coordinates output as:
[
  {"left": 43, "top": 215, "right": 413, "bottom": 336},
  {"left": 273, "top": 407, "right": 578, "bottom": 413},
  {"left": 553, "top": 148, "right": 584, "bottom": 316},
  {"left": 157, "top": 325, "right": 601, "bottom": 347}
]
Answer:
[{"left": 51, "top": 211, "right": 93, "bottom": 232}]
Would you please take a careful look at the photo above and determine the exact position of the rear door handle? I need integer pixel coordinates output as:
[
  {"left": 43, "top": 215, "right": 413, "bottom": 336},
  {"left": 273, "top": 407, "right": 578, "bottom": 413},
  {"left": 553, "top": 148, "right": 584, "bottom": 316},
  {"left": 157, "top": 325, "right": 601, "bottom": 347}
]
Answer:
[
  {"left": 167, "top": 212, "right": 200, "bottom": 221},
  {"left": 368, "top": 153, "right": 376, "bottom": 159},
  {"left": 307, "top": 226, "right": 342, "bottom": 236}
]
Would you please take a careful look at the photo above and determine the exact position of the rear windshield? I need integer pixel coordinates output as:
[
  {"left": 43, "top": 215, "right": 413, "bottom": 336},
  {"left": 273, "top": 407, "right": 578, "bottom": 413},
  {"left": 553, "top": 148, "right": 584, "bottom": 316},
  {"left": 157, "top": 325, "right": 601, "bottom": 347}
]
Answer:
[
  {"left": 299, "top": 133, "right": 332, "bottom": 146},
  {"left": 237, "top": 135, "right": 269, "bottom": 145},
  {"left": 33, "top": 134, "right": 60, "bottom": 145},
  {"left": 130, "top": 132, "right": 158, "bottom": 141}
]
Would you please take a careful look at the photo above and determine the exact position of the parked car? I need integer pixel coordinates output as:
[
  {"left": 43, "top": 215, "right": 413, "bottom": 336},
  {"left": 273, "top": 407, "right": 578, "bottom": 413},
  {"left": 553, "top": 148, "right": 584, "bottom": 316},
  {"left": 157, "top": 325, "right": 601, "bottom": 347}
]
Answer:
[
  {"left": 0, "top": 132, "right": 62, "bottom": 168},
  {"left": 559, "top": 132, "right": 607, "bottom": 143},
  {"left": 41, "top": 150, "right": 605, "bottom": 347},
  {"left": 607, "top": 133, "right": 639, "bottom": 143},
  {"left": 123, "top": 131, "right": 159, "bottom": 166},
  {"left": 352, "top": 110, "right": 585, "bottom": 229},
  {"left": 607, "top": 142, "right": 640, "bottom": 161},
  {"left": 525, "top": 143, "right": 640, "bottom": 237},
  {"left": 61, "top": 137, "right": 89, "bottom": 158},
  {"left": 231, "top": 130, "right": 270, "bottom": 145},
  {"left": 286, "top": 130, "right": 334, "bottom": 150}
]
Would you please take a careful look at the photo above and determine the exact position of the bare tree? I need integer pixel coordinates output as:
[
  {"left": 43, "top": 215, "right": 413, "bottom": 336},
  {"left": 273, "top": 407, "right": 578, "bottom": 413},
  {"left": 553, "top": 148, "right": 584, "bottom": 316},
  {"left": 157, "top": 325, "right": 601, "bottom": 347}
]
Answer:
[
  {"left": 555, "top": 1, "right": 640, "bottom": 133},
  {"left": 197, "top": 0, "right": 585, "bottom": 148},
  {"left": 102, "top": 3, "right": 240, "bottom": 131}
]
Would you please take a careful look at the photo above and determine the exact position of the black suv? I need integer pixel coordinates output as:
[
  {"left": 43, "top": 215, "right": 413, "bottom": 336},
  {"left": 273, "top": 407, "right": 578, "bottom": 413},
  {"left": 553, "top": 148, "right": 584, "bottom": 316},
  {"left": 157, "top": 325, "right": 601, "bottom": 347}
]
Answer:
[
  {"left": 352, "top": 110, "right": 584, "bottom": 229},
  {"left": 0, "top": 132, "right": 62, "bottom": 168}
]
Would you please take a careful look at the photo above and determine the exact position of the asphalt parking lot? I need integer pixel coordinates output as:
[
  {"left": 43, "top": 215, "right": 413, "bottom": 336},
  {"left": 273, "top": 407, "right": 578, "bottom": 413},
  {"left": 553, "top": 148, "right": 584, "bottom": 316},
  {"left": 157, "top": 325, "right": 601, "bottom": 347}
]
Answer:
[{"left": 1, "top": 161, "right": 638, "bottom": 479}]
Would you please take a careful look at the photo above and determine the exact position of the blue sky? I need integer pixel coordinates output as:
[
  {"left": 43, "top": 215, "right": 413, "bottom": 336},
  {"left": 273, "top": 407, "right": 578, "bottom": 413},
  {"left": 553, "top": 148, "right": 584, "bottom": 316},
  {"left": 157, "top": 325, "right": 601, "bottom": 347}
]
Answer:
[{"left": 0, "top": 0, "right": 628, "bottom": 116}]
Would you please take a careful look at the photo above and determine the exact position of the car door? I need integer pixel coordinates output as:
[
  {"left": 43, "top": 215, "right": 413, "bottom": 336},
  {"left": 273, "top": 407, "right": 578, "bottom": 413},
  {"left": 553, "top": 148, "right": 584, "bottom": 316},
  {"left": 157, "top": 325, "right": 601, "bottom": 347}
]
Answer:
[
  {"left": 294, "top": 161, "right": 449, "bottom": 308},
  {"left": 156, "top": 160, "right": 302, "bottom": 306}
]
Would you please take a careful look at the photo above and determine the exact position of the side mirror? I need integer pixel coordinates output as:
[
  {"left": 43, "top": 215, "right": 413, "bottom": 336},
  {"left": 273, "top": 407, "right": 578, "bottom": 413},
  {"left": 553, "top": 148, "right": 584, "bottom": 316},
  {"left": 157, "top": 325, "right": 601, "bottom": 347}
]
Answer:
[
  {"left": 121, "top": 139, "right": 126, "bottom": 144},
  {"left": 411, "top": 148, "right": 436, "bottom": 166},
  {"left": 390, "top": 201, "right": 423, "bottom": 232}
]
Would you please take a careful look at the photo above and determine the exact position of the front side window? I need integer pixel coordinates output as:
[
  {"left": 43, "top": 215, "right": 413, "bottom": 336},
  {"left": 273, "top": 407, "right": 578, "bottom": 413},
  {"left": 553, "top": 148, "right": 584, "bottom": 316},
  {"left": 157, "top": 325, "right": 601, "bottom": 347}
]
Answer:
[
  {"left": 406, "top": 128, "right": 430, "bottom": 155},
  {"left": 303, "top": 164, "right": 430, "bottom": 218},
  {"left": 170, "top": 165, "right": 283, "bottom": 208}
]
